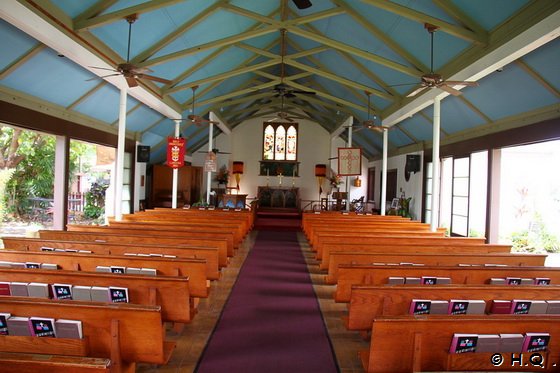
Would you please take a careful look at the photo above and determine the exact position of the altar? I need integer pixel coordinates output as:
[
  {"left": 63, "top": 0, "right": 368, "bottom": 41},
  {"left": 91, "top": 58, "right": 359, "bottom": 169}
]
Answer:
[{"left": 257, "top": 187, "right": 299, "bottom": 210}]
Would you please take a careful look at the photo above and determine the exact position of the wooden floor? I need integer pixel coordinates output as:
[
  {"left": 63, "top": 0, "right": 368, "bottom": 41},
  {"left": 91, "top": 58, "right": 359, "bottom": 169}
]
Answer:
[{"left": 137, "top": 230, "right": 368, "bottom": 373}]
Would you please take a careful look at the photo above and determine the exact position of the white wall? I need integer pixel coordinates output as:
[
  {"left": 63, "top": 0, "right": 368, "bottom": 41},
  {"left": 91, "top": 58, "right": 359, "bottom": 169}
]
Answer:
[{"left": 370, "top": 151, "right": 424, "bottom": 220}]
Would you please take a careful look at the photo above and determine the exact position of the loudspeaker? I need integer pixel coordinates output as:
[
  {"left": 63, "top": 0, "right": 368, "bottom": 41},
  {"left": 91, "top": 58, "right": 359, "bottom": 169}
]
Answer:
[
  {"left": 406, "top": 155, "right": 421, "bottom": 173},
  {"left": 137, "top": 145, "right": 150, "bottom": 163}
]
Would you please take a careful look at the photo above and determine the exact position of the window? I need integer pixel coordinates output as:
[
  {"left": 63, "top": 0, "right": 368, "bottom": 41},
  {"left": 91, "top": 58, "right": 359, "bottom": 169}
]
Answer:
[{"left": 262, "top": 123, "right": 298, "bottom": 161}]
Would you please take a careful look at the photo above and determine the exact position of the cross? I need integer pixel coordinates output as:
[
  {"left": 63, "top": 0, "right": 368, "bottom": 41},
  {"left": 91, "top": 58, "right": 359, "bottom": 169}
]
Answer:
[{"left": 340, "top": 149, "right": 360, "bottom": 174}]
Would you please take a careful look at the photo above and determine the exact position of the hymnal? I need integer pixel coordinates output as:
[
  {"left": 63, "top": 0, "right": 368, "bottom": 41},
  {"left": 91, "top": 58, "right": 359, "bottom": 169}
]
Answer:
[
  {"left": 546, "top": 300, "right": 560, "bottom": 314},
  {"left": 528, "top": 300, "right": 548, "bottom": 314},
  {"left": 448, "top": 300, "right": 469, "bottom": 315},
  {"left": 500, "top": 333, "right": 524, "bottom": 352},
  {"left": 436, "top": 277, "right": 451, "bottom": 284},
  {"left": 9, "top": 282, "right": 29, "bottom": 296},
  {"left": 476, "top": 334, "right": 501, "bottom": 352},
  {"left": 535, "top": 277, "right": 551, "bottom": 285},
  {"left": 430, "top": 300, "right": 449, "bottom": 314},
  {"left": 40, "top": 246, "right": 55, "bottom": 251},
  {"left": 421, "top": 276, "right": 437, "bottom": 285},
  {"left": 25, "top": 262, "right": 41, "bottom": 269},
  {"left": 522, "top": 333, "right": 550, "bottom": 352},
  {"left": 125, "top": 267, "right": 142, "bottom": 275},
  {"left": 510, "top": 300, "right": 532, "bottom": 314},
  {"left": 387, "top": 277, "right": 405, "bottom": 285},
  {"left": 109, "top": 287, "right": 128, "bottom": 303},
  {"left": 65, "top": 249, "right": 78, "bottom": 253},
  {"left": 149, "top": 253, "right": 163, "bottom": 257},
  {"left": 140, "top": 268, "right": 157, "bottom": 276},
  {"left": 110, "top": 266, "right": 126, "bottom": 274},
  {"left": 27, "top": 282, "right": 51, "bottom": 298},
  {"left": 95, "top": 266, "right": 111, "bottom": 273},
  {"left": 409, "top": 299, "right": 431, "bottom": 315},
  {"left": 91, "top": 286, "right": 110, "bottom": 302},
  {"left": 52, "top": 283, "right": 73, "bottom": 300},
  {"left": 449, "top": 334, "right": 478, "bottom": 353},
  {"left": 6, "top": 316, "right": 32, "bottom": 336},
  {"left": 466, "top": 300, "right": 486, "bottom": 314},
  {"left": 405, "top": 277, "right": 421, "bottom": 284},
  {"left": 0, "top": 261, "right": 12, "bottom": 267},
  {"left": 490, "top": 300, "right": 512, "bottom": 314},
  {"left": 78, "top": 250, "right": 92, "bottom": 253},
  {"left": 10, "top": 262, "right": 26, "bottom": 269},
  {"left": 489, "top": 278, "right": 506, "bottom": 285},
  {"left": 0, "top": 282, "right": 11, "bottom": 296},
  {"left": 0, "top": 313, "right": 11, "bottom": 335},
  {"left": 55, "top": 319, "right": 83, "bottom": 339},
  {"left": 520, "top": 278, "right": 534, "bottom": 285},
  {"left": 72, "top": 286, "right": 92, "bottom": 301},
  {"left": 40, "top": 263, "right": 58, "bottom": 270},
  {"left": 29, "top": 317, "right": 56, "bottom": 337},
  {"left": 506, "top": 277, "right": 522, "bottom": 285}
]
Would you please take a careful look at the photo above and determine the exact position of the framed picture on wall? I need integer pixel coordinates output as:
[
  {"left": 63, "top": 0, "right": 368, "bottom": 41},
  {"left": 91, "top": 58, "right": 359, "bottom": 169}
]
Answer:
[
  {"left": 390, "top": 198, "right": 400, "bottom": 209},
  {"left": 337, "top": 147, "right": 362, "bottom": 176}
]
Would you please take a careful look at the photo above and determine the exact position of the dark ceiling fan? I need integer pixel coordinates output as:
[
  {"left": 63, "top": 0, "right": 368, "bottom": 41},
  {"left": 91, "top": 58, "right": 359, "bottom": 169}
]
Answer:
[
  {"left": 264, "top": 95, "right": 307, "bottom": 122},
  {"left": 341, "top": 91, "right": 390, "bottom": 133},
  {"left": 270, "top": 29, "right": 316, "bottom": 98},
  {"left": 292, "top": 0, "right": 312, "bottom": 9},
  {"left": 394, "top": 23, "right": 478, "bottom": 97},
  {"left": 185, "top": 85, "right": 219, "bottom": 126},
  {"left": 89, "top": 14, "right": 172, "bottom": 88}
]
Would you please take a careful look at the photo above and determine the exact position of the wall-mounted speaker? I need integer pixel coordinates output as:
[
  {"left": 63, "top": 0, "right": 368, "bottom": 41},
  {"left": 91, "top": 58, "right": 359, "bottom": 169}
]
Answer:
[
  {"left": 137, "top": 145, "right": 150, "bottom": 163},
  {"left": 405, "top": 154, "right": 421, "bottom": 181}
]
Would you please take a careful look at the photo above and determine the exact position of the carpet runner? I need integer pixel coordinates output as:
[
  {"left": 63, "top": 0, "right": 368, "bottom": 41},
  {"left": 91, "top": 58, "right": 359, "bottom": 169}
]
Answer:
[{"left": 196, "top": 230, "right": 338, "bottom": 373}]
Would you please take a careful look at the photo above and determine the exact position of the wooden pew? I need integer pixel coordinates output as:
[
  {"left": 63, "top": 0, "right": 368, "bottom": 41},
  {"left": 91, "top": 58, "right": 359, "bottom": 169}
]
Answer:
[
  {"left": 2, "top": 236, "right": 222, "bottom": 279},
  {"left": 106, "top": 220, "right": 245, "bottom": 248},
  {"left": 39, "top": 230, "right": 233, "bottom": 258},
  {"left": 0, "top": 297, "right": 174, "bottom": 372},
  {"left": 320, "top": 242, "right": 512, "bottom": 271},
  {"left": 314, "top": 235, "right": 490, "bottom": 261},
  {"left": 301, "top": 212, "right": 408, "bottom": 236},
  {"left": 360, "top": 315, "right": 560, "bottom": 372},
  {"left": 65, "top": 226, "right": 236, "bottom": 256},
  {"left": 325, "top": 251, "right": 547, "bottom": 283},
  {"left": 0, "top": 352, "right": 111, "bottom": 373},
  {"left": 0, "top": 267, "right": 195, "bottom": 323},
  {"left": 335, "top": 264, "right": 560, "bottom": 302},
  {"left": 346, "top": 284, "right": 560, "bottom": 331},
  {"left": 150, "top": 207, "right": 255, "bottom": 229},
  {"left": 0, "top": 249, "right": 211, "bottom": 290}
]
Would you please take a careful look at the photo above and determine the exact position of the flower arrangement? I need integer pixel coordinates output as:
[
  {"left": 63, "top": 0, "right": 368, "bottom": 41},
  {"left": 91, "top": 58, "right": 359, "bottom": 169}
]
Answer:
[
  {"left": 328, "top": 173, "right": 344, "bottom": 189},
  {"left": 215, "top": 165, "right": 229, "bottom": 185}
]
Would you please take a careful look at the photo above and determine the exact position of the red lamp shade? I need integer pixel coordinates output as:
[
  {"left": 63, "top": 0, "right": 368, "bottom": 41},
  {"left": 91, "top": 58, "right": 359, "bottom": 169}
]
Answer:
[
  {"left": 232, "top": 161, "right": 244, "bottom": 174},
  {"left": 315, "top": 164, "right": 327, "bottom": 177}
]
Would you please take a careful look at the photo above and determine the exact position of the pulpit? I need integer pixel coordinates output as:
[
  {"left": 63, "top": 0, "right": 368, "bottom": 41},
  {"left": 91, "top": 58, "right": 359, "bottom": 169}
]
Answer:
[{"left": 257, "top": 187, "right": 299, "bottom": 210}]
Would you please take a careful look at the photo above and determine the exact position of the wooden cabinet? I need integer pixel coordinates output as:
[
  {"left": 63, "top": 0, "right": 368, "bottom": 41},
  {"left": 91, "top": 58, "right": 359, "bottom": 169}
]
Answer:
[
  {"left": 150, "top": 165, "right": 202, "bottom": 208},
  {"left": 257, "top": 187, "right": 299, "bottom": 210}
]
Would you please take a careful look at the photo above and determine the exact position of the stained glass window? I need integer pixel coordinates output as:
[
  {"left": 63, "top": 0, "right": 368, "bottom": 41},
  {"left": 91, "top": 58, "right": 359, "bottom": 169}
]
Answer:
[
  {"left": 286, "top": 126, "right": 297, "bottom": 160},
  {"left": 275, "top": 126, "right": 286, "bottom": 160},
  {"left": 262, "top": 123, "right": 298, "bottom": 161},
  {"left": 263, "top": 125, "right": 274, "bottom": 160}
]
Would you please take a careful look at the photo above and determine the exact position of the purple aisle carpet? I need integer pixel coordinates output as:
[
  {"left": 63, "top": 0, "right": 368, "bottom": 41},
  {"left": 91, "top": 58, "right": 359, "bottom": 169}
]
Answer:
[{"left": 196, "top": 230, "right": 338, "bottom": 373}]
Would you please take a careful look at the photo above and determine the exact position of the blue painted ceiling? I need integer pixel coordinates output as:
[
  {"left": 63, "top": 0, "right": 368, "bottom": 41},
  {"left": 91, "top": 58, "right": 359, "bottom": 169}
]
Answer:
[{"left": 0, "top": 0, "right": 559, "bottom": 162}]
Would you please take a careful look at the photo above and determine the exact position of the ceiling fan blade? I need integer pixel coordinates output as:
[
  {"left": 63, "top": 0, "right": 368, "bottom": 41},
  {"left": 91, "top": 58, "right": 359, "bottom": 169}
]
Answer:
[
  {"left": 388, "top": 82, "right": 418, "bottom": 88},
  {"left": 439, "top": 84, "right": 463, "bottom": 96},
  {"left": 90, "top": 66, "right": 118, "bottom": 72},
  {"left": 444, "top": 80, "right": 479, "bottom": 87},
  {"left": 125, "top": 76, "right": 138, "bottom": 88},
  {"left": 406, "top": 86, "right": 428, "bottom": 98},
  {"left": 292, "top": 0, "right": 312, "bottom": 9},
  {"left": 86, "top": 73, "right": 120, "bottom": 81},
  {"left": 291, "top": 90, "right": 316, "bottom": 95},
  {"left": 138, "top": 74, "right": 172, "bottom": 84}
]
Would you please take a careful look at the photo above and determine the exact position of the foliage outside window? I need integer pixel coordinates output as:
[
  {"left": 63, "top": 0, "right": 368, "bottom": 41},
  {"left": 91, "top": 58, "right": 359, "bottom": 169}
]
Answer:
[{"left": 263, "top": 123, "right": 298, "bottom": 161}]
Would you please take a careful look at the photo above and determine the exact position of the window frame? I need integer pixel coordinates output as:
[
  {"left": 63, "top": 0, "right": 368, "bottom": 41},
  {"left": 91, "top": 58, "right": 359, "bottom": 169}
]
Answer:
[{"left": 262, "top": 122, "right": 298, "bottom": 161}]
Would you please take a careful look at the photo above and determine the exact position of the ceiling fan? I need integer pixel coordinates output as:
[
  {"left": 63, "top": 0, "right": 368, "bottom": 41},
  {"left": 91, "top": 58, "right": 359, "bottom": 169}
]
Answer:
[
  {"left": 264, "top": 95, "right": 306, "bottom": 122},
  {"left": 292, "top": 0, "right": 312, "bottom": 9},
  {"left": 270, "top": 29, "right": 316, "bottom": 98},
  {"left": 89, "top": 14, "right": 172, "bottom": 88},
  {"left": 342, "top": 91, "right": 390, "bottom": 133},
  {"left": 397, "top": 23, "right": 478, "bottom": 98},
  {"left": 185, "top": 85, "right": 219, "bottom": 126}
]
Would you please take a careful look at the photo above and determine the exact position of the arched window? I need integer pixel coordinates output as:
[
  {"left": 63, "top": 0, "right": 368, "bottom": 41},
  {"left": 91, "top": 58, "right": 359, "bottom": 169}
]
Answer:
[{"left": 262, "top": 123, "right": 298, "bottom": 161}]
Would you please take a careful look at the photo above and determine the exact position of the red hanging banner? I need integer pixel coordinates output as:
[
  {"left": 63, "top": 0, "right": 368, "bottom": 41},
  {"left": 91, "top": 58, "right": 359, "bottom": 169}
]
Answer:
[{"left": 167, "top": 137, "right": 185, "bottom": 168}]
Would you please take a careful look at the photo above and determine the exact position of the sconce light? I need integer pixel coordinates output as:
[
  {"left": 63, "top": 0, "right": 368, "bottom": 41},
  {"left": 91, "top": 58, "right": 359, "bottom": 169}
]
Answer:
[{"left": 233, "top": 161, "right": 244, "bottom": 190}]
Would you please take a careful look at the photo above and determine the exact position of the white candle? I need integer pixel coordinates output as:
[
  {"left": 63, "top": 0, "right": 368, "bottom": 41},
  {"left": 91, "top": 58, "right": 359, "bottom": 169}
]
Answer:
[{"left": 266, "top": 169, "right": 269, "bottom": 176}]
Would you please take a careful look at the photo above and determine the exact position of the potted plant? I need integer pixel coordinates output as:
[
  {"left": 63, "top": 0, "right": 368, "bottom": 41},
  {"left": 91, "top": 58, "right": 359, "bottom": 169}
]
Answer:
[{"left": 215, "top": 165, "right": 229, "bottom": 186}]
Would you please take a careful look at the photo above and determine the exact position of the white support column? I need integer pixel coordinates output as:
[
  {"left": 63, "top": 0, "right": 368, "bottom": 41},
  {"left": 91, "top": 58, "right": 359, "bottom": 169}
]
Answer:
[
  {"left": 430, "top": 96, "right": 441, "bottom": 231},
  {"left": 114, "top": 87, "right": 127, "bottom": 221},
  {"left": 206, "top": 121, "right": 214, "bottom": 206},
  {"left": 171, "top": 119, "right": 181, "bottom": 209},
  {"left": 53, "top": 135, "right": 67, "bottom": 230},
  {"left": 380, "top": 128, "right": 388, "bottom": 215}
]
